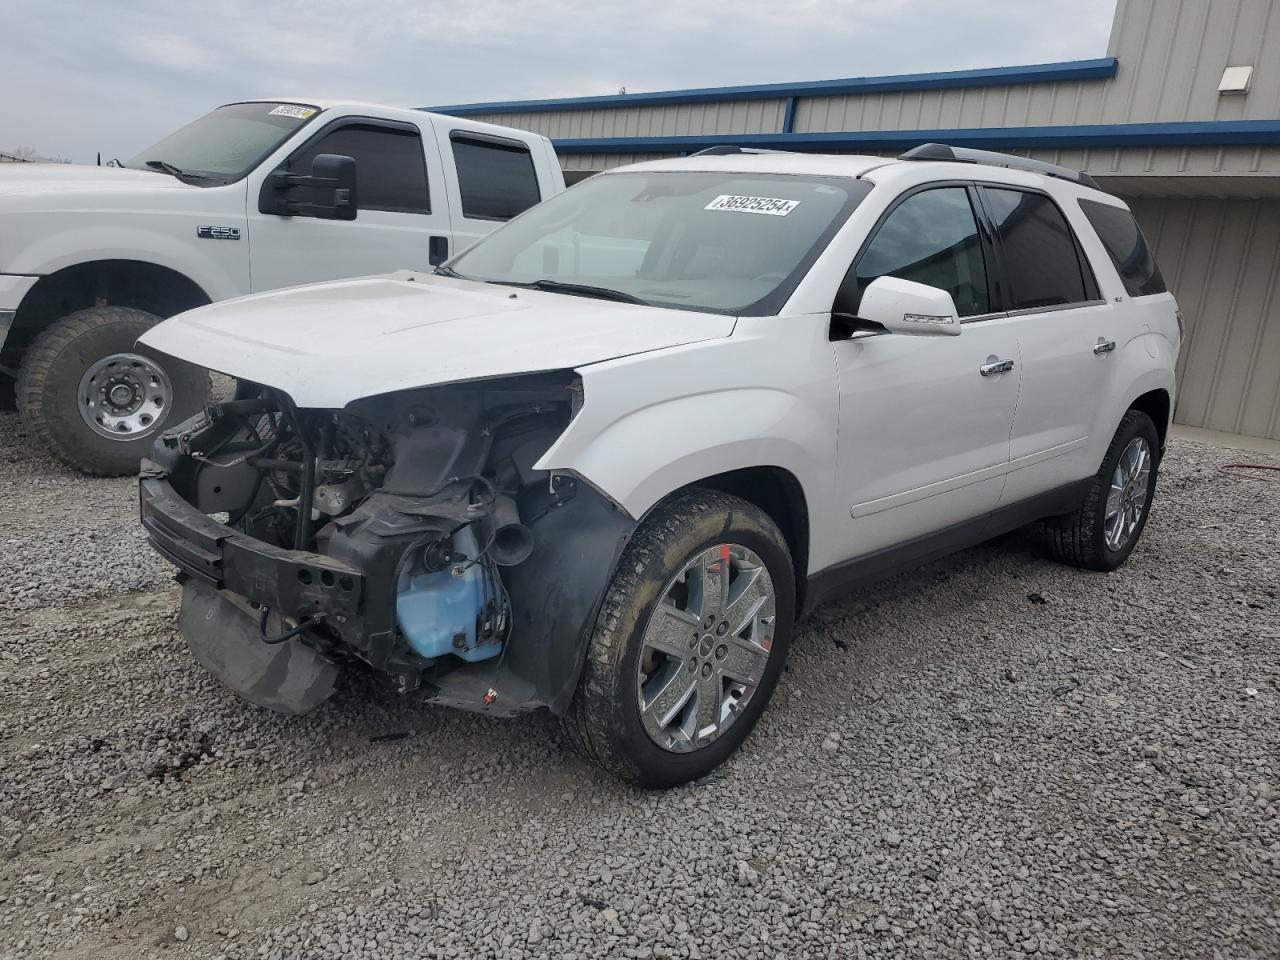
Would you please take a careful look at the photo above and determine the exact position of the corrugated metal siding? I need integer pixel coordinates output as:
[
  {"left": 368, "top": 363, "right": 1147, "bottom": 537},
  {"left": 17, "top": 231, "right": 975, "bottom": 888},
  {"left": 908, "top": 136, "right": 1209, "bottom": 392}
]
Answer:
[
  {"left": 793, "top": 0, "right": 1280, "bottom": 132},
  {"left": 462, "top": 99, "right": 787, "bottom": 141},
  {"left": 1130, "top": 197, "right": 1280, "bottom": 439},
  {"left": 557, "top": 152, "right": 681, "bottom": 172}
]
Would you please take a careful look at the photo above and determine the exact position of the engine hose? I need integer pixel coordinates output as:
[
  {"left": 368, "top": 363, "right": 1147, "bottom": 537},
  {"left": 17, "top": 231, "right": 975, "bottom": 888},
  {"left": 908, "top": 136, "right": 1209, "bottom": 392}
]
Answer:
[{"left": 258, "top": 607, "right": 327, "bottom": 645}]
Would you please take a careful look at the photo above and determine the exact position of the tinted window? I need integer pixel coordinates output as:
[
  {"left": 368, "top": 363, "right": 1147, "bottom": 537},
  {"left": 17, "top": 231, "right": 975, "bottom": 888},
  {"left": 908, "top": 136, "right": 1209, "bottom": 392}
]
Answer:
[
  {"left": 451, "top": 136, "right": 541, "bottom": 221},
  {"left": 843, "top": 187, "right": 990, "bottom": 317},
  {"left": 983, "top": 188, "right": 1091, "bottom": 309},
  {"left": 289, "top": 123, "right": 429, "bottom": 213},
  {"left": 1079, "top": 199, "right": 1167, "bottom": 296}
]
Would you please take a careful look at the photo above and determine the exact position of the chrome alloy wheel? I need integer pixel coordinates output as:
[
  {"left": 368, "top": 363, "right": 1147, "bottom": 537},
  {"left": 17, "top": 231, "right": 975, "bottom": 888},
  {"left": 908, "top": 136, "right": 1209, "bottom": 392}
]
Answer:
[
  {"left": 1105, "top": 436, "right": 1152, "bottom": 551},
  {"left": 78, "top": 353, "right": 172, "bottom": 441},
  {"left": 636, "top": 543, "right": 777, "bottom": 753}
]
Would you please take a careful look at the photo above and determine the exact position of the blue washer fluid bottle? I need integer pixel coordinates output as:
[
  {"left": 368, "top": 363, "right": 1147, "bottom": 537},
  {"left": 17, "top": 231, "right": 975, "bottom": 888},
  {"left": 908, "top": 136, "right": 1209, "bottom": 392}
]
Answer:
[{"left": 394, "top": 528, "right": 503, "bottom": 663}]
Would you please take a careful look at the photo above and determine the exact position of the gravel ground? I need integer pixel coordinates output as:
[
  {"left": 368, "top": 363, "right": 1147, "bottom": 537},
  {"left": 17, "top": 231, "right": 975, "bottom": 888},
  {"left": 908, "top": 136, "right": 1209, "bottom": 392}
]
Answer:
[{"left": 1, "top": 411, "right": 1277, "bottom": 960}]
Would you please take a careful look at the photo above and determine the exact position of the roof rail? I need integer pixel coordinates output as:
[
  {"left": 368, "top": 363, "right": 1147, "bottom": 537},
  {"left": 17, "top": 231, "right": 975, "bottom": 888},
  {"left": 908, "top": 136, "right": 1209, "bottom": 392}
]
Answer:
[
  {"left": 687, "top": 145, "right": 795, "bottom": 157},
  {"left": 898, "top": 142, "right": 1100, "bottom": 189}
]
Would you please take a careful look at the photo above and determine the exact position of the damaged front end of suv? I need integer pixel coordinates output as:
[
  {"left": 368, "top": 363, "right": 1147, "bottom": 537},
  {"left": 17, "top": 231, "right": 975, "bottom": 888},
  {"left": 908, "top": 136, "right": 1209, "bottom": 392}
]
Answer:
[{"left": 140, "top": 374, "right": 633, "bottom": 717}]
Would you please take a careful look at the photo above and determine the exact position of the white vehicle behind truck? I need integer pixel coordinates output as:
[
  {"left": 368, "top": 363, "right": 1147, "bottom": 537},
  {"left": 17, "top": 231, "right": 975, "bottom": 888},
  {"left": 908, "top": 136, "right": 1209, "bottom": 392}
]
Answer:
[{"left": 0, "top": 99, "right": 564, "bottom": 474}]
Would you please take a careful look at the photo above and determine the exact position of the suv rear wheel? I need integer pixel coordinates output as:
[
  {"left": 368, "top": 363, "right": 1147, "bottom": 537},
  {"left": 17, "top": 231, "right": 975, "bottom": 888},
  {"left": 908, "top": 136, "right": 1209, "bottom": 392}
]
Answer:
[
  {"left": 1043, "top": 409, "right": 1161, "bottom": 571},
  {"left": 565, "top": 490, "right": 795, "bottom": 788},
  {"left": 17, "top": 306, "right": 210, "bottom": 476}
]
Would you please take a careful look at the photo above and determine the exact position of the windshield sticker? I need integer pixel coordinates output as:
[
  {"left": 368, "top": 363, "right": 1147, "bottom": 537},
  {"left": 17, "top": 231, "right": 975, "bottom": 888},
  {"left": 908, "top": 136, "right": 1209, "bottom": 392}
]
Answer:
[
  {"left": 705, "top": 194, "right": 799, "bottom": 216},
  {"left": 268, "top": 104, "right": 318, "bottom": 120}
]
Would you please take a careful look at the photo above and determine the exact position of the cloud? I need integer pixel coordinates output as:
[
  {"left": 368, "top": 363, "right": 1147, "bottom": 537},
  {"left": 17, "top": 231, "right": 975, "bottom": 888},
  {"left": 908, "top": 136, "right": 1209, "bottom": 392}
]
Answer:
[{"left": 0, "top": 0, "right": 1116, "bottom": 161}]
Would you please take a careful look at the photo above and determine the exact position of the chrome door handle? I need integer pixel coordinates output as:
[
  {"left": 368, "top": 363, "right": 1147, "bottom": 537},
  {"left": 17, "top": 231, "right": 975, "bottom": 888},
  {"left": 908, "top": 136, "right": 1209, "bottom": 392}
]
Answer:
[
  {"left": 980, "top": 358, "right": 1015, "bottom": 377},
  {"left": 1093, "top": 338, "right": 1117, "bottom": 355}
]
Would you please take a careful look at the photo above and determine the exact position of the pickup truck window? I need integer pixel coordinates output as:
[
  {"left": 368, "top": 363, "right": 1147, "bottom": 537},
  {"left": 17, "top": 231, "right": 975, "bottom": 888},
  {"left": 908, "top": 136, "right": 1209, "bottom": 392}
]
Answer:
[
  {"left": 450, "top": 135, "right": 542, "bottom": 221},
  {"left": 286, "top": 123, "right": 430, "bottom": 214},
  {"left": 125, "top": 101, "right": 320, "bottom": 184},
  {"left": 841, "top": 187, "right": 990, "bottom": 317},
  {"left": 447, "top": 171, "right": 871, "bottom": 316}
]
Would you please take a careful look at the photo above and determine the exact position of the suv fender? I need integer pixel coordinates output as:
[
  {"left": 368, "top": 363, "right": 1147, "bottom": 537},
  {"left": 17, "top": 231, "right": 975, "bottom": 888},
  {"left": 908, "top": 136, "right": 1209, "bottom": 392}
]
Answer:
[{"left": 537, "top": 318, "right": 839, "bottom": 576}]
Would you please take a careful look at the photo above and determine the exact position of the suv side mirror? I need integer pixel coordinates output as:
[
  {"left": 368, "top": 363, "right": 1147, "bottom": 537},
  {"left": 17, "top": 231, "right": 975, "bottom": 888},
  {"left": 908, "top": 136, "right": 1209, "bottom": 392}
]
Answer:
[
  {"left": 846, "top": 276, "right": 961, "bottom": 337},
  {"left": 262, "top": 153, "right": 358, "bottom": 220}
]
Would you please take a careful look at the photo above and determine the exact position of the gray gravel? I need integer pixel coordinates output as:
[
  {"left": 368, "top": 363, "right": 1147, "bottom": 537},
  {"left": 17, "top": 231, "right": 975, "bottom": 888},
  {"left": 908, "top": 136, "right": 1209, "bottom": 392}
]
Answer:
[{"left": 1, "top": 410, "right": 1277, "bottom": 960}]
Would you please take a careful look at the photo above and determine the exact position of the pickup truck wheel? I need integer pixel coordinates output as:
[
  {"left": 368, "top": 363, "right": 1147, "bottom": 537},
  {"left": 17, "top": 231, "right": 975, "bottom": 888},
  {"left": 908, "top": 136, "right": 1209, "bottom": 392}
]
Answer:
[
  {"left": 16, "top": 306, "right": 211, "bottom": 476},
  {"left": 1043, "top": 409, "right": 1161, "bottom": 571},
  {"left": 566, "top": 490, "right": 795, "bottom": 788}
]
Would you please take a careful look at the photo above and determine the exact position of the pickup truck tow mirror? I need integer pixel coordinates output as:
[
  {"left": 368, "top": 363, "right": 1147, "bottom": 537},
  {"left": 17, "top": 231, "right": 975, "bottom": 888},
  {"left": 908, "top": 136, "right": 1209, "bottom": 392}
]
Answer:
[
  {"left": 262, "top": 153, "right": 358, "bottom": 221},
  {"left": 838, "top": 275, "right": 961, "bottom": 338}
]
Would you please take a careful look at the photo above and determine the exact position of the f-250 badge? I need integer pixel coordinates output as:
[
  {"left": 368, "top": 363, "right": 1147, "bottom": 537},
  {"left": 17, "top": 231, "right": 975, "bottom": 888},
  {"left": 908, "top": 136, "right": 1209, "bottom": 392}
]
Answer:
[{"left": 196, "top": 225, "right": 241, "bottom": 240}]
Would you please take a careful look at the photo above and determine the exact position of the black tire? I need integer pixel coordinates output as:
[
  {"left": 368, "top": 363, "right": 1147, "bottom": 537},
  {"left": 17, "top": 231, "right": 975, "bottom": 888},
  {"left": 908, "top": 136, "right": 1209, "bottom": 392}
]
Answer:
[
  {"left": 565, "top": 489, "right": 796, "bottom": 788},
  {"left": 16, "top": 306, "right": 210, "bottom": 476},
  {"left": 1043, "top": 409, "right": 1161, "bottom": 571}
]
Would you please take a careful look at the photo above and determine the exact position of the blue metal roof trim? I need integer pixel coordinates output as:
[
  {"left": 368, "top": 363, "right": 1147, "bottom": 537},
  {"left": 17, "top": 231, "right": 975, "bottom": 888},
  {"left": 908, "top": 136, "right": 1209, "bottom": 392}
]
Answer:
[
  {"left": 550, "top": 120, "right": 1280, "bottom": 154},
  {"left": 423, "top": 58, "right": 1118, "bottom": 116}
]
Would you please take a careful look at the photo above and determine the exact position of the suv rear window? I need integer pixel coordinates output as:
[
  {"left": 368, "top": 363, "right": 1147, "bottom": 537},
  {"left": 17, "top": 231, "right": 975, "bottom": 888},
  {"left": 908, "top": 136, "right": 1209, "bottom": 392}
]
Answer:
[
  {"left": 1079, "top": 199, "right": 1168, "bottom": 297},
  {"left": 450, "top": 135, "right": 542, "bottom": 221},
  {"left": 983, "top": 188, "right": 1094, "bottom": 310}
]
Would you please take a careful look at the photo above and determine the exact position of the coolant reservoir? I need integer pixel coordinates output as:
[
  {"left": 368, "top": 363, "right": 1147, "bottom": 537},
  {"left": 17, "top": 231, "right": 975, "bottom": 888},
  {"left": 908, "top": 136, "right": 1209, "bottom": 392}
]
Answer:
[{"left": 395, "top": 528, "right": 502, "bottom": 663}]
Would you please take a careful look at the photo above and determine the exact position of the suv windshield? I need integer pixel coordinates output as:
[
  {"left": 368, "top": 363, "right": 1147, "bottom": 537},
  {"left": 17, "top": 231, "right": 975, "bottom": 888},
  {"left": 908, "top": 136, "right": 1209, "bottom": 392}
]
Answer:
[
  {"left": 125, "top": 102, "right": 321, "bottom": 185},
  {"left": 447, "top": 170, "right": 873, "bottom": 315}
]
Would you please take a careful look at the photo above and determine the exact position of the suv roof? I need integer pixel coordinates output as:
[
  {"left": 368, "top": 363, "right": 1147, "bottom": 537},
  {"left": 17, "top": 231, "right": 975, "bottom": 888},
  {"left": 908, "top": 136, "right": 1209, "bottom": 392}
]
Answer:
[{"left": 615, "top": 144, "right": 1108, "bottom": 196}]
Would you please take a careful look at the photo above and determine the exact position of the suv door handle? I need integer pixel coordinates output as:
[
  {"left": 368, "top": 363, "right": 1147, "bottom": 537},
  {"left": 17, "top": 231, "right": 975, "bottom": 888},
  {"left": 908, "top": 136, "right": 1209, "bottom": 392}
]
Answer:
[
  {"left": 980, "top": 358, "right": 1015, "bottom": 377},
  {"left": 428, "top": 235, "right": 449, "bottom": 266},
  {"left": 1093, "top": 338, "right": 1117, "bottom": 355}
]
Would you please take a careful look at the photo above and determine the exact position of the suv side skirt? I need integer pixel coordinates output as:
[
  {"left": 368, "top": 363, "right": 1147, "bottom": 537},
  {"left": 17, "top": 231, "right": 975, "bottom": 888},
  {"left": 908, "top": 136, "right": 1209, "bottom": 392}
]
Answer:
[{"left": 801, "top": 478, "right": 1092, "bottom": 617}]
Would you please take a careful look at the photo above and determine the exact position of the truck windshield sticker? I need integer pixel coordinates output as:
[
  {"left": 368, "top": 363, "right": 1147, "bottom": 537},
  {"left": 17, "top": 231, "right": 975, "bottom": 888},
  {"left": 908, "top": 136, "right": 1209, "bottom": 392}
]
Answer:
[
  {"left": 269, "top": 104, "right": 318, "bottom": 120},
  {"left": 705, "top": 195, "right": 799, "bottom": 216}
]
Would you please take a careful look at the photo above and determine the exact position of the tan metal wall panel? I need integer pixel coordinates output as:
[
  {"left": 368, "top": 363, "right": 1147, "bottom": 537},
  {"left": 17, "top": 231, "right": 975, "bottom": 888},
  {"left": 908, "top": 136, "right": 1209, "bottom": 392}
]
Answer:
[
  {"left": 1130, "top": 197, "right": 1280, "bottom": 439},
  {"left": 461, "top": 100, "right": 787, "bottom": 140},
  {"left": 793, "top": 0, "right": 1280, "bottom": 131},
  {"left": 558, "top": 152, "right": 680, "bottom": 172}
]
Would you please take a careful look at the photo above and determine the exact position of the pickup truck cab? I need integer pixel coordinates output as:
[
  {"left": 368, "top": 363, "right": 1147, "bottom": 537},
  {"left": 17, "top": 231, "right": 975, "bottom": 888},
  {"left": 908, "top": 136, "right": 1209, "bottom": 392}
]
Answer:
[
  {"left": 137, "top": 145, "right": 1179, "bottom": 787},
  {"left": 0, "top": 99, "right": 564, "bottom": 474}
]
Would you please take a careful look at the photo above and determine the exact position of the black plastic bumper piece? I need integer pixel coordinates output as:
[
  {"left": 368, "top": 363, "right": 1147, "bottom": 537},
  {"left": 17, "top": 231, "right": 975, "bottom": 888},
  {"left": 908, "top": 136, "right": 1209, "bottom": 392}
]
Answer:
[{"left": 139, "top": 472, "right": 365, "bottom": 629}]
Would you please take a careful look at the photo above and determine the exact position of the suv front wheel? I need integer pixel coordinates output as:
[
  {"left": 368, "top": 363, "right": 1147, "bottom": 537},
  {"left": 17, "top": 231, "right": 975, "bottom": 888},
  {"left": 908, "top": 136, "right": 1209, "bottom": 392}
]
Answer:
[{"left": 566, "top": 490, "right": 796, "bottom": 788}]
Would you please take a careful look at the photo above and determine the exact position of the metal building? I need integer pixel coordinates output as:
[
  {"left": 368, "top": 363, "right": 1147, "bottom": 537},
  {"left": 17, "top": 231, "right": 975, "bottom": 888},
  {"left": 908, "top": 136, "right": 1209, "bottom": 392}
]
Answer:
[{"left": 428, "top": 0, "right": 1280, "bottom": 442}]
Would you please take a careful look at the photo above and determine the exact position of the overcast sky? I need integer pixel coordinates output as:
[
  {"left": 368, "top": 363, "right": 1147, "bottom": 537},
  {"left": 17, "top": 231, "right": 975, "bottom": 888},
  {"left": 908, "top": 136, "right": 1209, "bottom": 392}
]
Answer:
[{"left": 1, "top": 0, "right": 1116, "bottom": 162}]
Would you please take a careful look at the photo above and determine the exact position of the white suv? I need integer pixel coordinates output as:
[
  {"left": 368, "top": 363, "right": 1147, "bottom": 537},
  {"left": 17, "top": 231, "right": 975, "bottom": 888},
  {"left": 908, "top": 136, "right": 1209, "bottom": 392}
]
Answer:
[{"left": 138, "top": 144, "right": 1179, "bottom": 787}]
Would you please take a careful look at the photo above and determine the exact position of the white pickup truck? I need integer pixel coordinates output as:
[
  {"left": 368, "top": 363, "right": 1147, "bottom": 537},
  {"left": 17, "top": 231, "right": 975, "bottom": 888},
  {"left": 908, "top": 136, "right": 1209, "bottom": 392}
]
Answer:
[{"left": 0, "top": 99, "right": 564, "bottom": 474}]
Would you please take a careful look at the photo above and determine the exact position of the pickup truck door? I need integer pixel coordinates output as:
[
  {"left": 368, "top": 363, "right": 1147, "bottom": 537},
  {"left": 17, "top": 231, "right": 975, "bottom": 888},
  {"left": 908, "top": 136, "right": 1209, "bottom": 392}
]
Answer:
[
  {"left": 832, "top": 184, "right": 1020, "bottom": 558},
  {"left": 975, "top": 185, "right": 1118, "bottom": 506},
  {"left": 429, "top": 124, "right": 552, "bottom": 258},
  {"left": 245, "top": 114, "right": 452, "bottom": 291}
]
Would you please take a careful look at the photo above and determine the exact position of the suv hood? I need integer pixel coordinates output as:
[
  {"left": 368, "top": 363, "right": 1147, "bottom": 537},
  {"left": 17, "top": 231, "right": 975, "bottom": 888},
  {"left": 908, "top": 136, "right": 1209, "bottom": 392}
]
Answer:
[
  {"left": 140, "top": 272, "right": 736, "bottom": 407},
  {"left": 0, "top": 163, "right": 195, "bottom": 200}
]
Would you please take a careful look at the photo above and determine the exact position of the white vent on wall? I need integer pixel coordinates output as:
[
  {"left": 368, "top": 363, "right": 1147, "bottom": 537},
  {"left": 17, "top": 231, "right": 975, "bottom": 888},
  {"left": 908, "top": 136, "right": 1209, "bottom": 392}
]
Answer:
[{"left": 1218, "top": 65, "right": 1254, "bottom": 95}]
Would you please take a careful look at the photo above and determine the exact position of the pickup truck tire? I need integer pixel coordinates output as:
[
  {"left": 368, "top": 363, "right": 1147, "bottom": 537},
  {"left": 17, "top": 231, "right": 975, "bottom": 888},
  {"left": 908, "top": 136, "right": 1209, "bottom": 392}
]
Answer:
[
  {"left": 16, "top": 306, "right": 211, "bottom": 476},
  {"left": 565, "top": 490, "right": 795, "bottom": 788},
  {"left": 1043, "top": 409, "right": 1161, "bottom": 571}
]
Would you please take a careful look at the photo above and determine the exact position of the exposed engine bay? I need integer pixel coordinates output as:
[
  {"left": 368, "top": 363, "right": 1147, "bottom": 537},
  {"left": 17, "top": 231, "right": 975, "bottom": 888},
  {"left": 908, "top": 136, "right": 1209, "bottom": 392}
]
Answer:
[{"left": 140, "top": 374, "right": 634, "bottom": 717}]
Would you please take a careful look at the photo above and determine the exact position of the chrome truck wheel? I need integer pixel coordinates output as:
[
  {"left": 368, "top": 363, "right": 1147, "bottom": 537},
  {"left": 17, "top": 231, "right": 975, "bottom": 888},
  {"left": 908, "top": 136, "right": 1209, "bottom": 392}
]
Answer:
[
  {"left": 78, "top": 352, "right": 172, "bottom": 440},
  {"left": 16, "top": 305, "right": 210, "bottom": 475}
]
